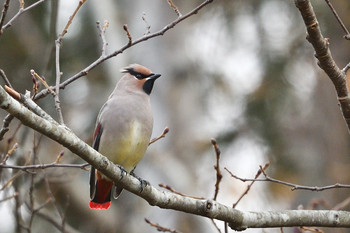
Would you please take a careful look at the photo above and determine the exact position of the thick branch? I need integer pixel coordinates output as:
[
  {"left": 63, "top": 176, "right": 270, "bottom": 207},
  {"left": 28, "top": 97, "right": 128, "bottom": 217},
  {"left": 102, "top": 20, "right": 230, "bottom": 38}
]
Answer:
[
  {"left": 1, "top": 86, "right": 350, "bottom": 230},
  {"left": 295, "top": 0, "right": 350, "bottom": 132}
]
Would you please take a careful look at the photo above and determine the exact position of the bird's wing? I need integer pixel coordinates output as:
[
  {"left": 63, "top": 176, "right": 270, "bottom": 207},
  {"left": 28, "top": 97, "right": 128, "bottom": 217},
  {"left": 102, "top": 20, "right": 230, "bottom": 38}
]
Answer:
[{"left": 90, "top": 122, "right": 103, "bottom": 199}]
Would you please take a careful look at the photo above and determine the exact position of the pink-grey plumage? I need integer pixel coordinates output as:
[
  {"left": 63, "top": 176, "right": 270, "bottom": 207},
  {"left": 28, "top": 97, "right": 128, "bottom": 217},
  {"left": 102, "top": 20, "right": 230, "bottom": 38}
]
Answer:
[{"left": 89, "top": 64, "right": 161, "bottom": 209}]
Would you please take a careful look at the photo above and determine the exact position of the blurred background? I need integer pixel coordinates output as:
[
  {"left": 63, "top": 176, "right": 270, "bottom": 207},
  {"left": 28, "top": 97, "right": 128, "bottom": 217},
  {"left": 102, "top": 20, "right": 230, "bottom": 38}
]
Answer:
[{"left": 1, "top": 0, "right": 350, "bottom": 232}]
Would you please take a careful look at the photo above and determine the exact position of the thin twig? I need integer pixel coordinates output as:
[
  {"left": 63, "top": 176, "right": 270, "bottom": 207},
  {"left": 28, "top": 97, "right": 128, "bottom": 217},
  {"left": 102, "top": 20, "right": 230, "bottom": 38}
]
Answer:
[
  {"left": 167, "top": 0, "right": 182, "bottom": 17},
  {"left": 53, "top": 0, "right": 87, "bottom": 125},
  {"left": 96, "top": 20, "right": 109, "bottom": 57},
  {"left": 159, "top": 183, "right": 205, "bottom": 200},
  {"left": 333, "top": 196, "right": 350, "bottom": 210},
  {"left": 299, "top": 226, "right": 324, "bottom": 232},
  {"left": 33, "top": 0, "right": 214, "bottom": 101},
  {"left": 0, "top": 162, "right": 89, "bottom": 171},
  {"left": 0, "top": 142, "right": 18, "bottom": 164},
  {"left": 225, "top": 167, "right": 350, "bottom": 191},
  {"left": 232, "top": 162, "right": 270, "bottom": 208},
  {"left": 0, "top": 192, "right": 18, "bottom": 203},
  {"left": 0, "top": 0, "right": 11, "bottom": 35},
  {"left": 145, "top": 218, "right": 182, "bottom": 233},
  {"left": 142, "top": 13, "right": 151, "bottom": 35},
  {"left": 0, "top": 114, "right": 15, "bottom": 141},
  {"left": 211, "top": 138, "right": 222, "bottom": 201},
  {"left": 0, "top": 69, "right": 13, "bottom": 88},
  {"left": 324, "top": 0, "right": 350, "bottom": 40},
  {"left": 123, "top": 24, "right": 132, "bottom": 45},
  {"left": 210, "top": 219, "right": 222, "bottom": 233},
  {"left": 149, "top": 127, "right": 169, "bottom": 145},
  {"left": 1, "top": 0, "right": 47, "bottom": 32}
]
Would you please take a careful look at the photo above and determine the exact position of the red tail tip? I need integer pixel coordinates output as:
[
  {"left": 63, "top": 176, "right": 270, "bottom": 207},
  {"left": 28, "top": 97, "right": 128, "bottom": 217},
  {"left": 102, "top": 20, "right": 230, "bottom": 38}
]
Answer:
[{"left": 89, "top": 201, "right": 111, "bottom": 210}]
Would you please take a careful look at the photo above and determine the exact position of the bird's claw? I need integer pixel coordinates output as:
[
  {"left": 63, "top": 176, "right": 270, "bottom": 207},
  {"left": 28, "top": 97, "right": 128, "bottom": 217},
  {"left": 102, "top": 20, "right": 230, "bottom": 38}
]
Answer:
[
  {"left": 117, "top": 165, "right": 127, "bottom": 179},
  {"left": 130, "top": 170, "right": 149, "bottom": 192}
]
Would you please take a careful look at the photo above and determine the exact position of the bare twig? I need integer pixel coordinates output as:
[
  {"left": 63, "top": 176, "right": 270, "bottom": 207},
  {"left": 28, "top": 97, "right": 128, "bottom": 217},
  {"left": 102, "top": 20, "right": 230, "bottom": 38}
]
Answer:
[
  {"left": 142, "top": 13, "right": 151, "bottom": 35},
  {"left": 149, "top": 127, "right": 169, "bottom": 145},
  {"left": 333, "top": 196, "right": 350, "bottom": 210},
  {"left": 96, "top": 20, "right": 109, "bottom": 57},
  {"left": 225, "top": 167, "right": 350, "bottom": 191},
  {"left": 53, "top": 0, "right": 87, "bottom": 125},
  {"left": 0, "top": 0, "right": 11, "bottom": 34},
  {"left": 0, "top": 162, "right": 89, "bottom": 171},
  {"left": 159, "top": 183, "right": 205, "bottom": 200},
  {"left": 295, "top": 0, "right": 350, "bottom": 132},
  {"left": 145, "top": 218, "right": 182, "bottom": 233},
  {"left": 0, "top": 192, "right": 18, "bottom": 203},
  {"left": 211, "top": 138, "right": 222, "bottom": 201},
  {"left": 123, "top": 24, "right": 132, "bottom": 45},
  {"left": 299, "top": 226, "right": 324, "bottom": 232},
  {"left": 1, "top": 0, "right": 47, "bottom": 32},
  {"left": 210, "top": 219, "right": 222, "bottom": 233},
  {"left": 0, "top": 69, "right": 12, "bottom": 88},
  {"left": 324, "top": 0, "right": 350, "bottom": 40},
  {"left": 0, "top": 170, "right": 23, "bottom": 191},
  {"left": 33, "top": 0, "right": 214, "bottom": 101},
  {"left": 0, "top": 142, "right": 18, "bottom": 164},
  {"left": 167, "top": 0, "right": 182, "bottom": 17},
  {"left": 232, "top": 163, "right": 270, "bottom": 208},
  {"left": 0, "top": 114, "right": 14, "bottom": 141},
  {"left": 30, "top": 70, "right": 55, "bottom": 95}
]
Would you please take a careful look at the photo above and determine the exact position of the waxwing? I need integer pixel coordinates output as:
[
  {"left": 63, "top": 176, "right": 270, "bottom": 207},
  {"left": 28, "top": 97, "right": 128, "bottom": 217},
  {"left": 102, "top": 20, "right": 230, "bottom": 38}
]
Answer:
[{"left": 89, "top": 64, "right": 161, "bottom": 209}]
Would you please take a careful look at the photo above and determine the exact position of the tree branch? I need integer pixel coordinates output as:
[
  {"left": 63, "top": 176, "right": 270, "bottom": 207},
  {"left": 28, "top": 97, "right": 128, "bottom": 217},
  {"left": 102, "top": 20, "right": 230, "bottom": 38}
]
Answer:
[
  {"left": 33, "top": 0, "right": 214, "bottom": 101},
  {"left": 1, "top": 85, "right": 350, "bottom": 230},
  {"left": 295, "top": 0, "right": 350, "bottom": 132}
]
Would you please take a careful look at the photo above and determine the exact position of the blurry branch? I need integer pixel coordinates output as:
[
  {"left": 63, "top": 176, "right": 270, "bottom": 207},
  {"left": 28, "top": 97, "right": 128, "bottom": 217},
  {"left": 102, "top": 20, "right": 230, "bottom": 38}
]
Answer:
[
  {"left": 142, "top": 13, "right": 151, "bottom": 35},
  {"left": 225, "top": 165, "right": 350, "bottom": 191},
  {"left": 324, "top": 0, "right": 350, "bottom": 40},
  {"left": 0, "top": 142, "right": 18, "bottom": 164},
  {"left": 0, "top": 69, "right": 12, "bottom": 88},
  {"left": 54, "top": 0, "right": 87, "bottom": 125},
  {"left": 167, "top": 0, "right": 182, "bottom": 17},
  {"left": 145, "top": 218, "right": 182, "bottom": 233},
  {"left": 0, "top": 192, "right": 18, "bottom": 203},
  {"left": 33, "top": 0, "right": 214, "bottom": 101},
  {"left": 97, "top": 20, "right": 109, "bottom": 57},
  {"left": 2, "top": 85, "right": 350, "bottom": 230},
  {"left": 211, "top": 138, "right": 222, "bottom": 201},
  {"left": 295, "top": 0, "right": 350, "bottom": 133},
  {"left": 158, "top": 183, "right": 205, "bottom": 200},
  {"left": 0, "top": 0, "right": 47, "bottom": 34},
  {"left": 0, "top": 0, "right": 10, "bottom": 34},
  {"left": 232, "top": 162, "right": 270, "bottom": 208},
  {"left": 123, "top": 24, "right": 132, "bottom": 45},
  {"left": 36, "top": 211, "right": 80, "bottom": 233},
  {"left": 333, "top": 196, "right": 350, "bottom": 210},
  {"left": 0, "top": 162, "right": 89, "bottom": 171},
  {"left": 149, "top": 127, "right": 169, "bottom": 146}
]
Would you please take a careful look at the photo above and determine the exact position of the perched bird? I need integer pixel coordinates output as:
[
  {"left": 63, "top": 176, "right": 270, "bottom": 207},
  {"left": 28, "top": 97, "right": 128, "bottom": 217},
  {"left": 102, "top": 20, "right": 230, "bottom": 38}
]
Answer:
[{"left": 89, "top": 64, "right": 161, "bottom": 209}]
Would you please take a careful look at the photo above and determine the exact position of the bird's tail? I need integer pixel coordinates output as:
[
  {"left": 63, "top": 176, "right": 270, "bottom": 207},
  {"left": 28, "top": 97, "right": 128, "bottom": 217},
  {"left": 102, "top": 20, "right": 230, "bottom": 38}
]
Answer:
[{"left": 89, "top": 178, "right": 113, "bottom": 209}]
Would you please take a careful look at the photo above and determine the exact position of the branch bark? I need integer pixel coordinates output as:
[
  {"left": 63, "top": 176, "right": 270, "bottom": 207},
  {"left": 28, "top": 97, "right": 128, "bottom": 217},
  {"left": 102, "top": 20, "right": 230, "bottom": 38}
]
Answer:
[
  {"left": 1, "top": 86, "right": 350, "bottom": 230},
  {"left": 295, "top": 0, "right": 350, "bottom": 132}
]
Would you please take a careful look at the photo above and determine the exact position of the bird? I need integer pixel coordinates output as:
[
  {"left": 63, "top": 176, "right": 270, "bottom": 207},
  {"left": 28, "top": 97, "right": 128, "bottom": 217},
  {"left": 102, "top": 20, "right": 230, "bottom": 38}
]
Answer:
[{"left": 89, "top": 64, "right": 161, "bottom": 209}]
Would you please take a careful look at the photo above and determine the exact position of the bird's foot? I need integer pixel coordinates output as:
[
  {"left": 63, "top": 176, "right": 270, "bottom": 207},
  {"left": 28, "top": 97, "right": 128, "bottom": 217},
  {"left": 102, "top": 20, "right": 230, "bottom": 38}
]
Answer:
[
  {"left": 130, "top": 170, "right": 150, "bottom": 192},
  {"left": 117, "top": 164, "right": 127, "bottom": 179}
]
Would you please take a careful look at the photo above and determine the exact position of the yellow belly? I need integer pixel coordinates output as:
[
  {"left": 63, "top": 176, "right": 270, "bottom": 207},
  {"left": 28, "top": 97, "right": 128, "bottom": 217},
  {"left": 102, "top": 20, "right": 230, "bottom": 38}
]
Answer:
[{"left": 99, "top": 120, "right": 150, "bottom": 172}]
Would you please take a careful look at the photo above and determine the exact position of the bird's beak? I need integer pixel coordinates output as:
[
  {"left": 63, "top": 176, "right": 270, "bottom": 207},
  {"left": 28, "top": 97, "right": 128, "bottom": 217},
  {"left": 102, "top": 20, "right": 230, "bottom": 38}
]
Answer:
[{"left": 148, "top": 73, "right": 161, "bottom": 80}]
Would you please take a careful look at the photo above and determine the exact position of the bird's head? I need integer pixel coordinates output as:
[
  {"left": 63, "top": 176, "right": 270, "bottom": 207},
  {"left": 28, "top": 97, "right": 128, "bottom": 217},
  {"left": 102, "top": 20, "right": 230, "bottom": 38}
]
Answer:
[{"left": 120, "top": 64, "right": 161, "bottom": 95}]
